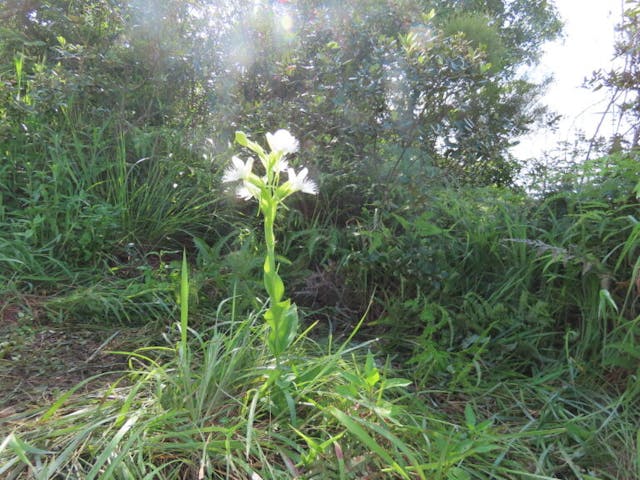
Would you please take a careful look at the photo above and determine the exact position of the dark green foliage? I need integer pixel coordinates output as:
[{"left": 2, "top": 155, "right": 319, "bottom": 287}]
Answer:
[
  {"left": 278, "top": 150, "right": 638, "bottom": 394},
  {"left": 0, "top": 0, "right": 562, "bottom": 289},
  {"left": 0, "top": 3, "right": 638, "bottom": 477},
  {"left": 0, "top": 17, "right": 221, "bottom": 317}
]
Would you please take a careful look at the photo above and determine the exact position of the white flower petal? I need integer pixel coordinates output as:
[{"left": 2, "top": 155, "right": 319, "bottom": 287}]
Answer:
[
  {"left": 266, "top": 129, "right": 299, "bottom": 154},
  {"left": 301, "top": 178, "right": 318, "bottom": 195},
  {"left": 236, "top": 181, "right": 261, "bottom": 201},
  {"left": 274, "top": 157, "right": 289, "bottom": 173},
  {"left": 287, "top": 167, "right": 318, "bottom": 195},
  {"left": 222, "top": 156, "right": 254, "bottom": 183}
]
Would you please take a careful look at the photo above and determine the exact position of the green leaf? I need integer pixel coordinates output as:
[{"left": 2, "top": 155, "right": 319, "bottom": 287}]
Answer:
[
  {"left": 86, "top": 413, "right": 141, "bottom": 480},
  {"left": 264, "top": 259, "right": 285, "bottom": 302},
  {"left": 423, "top": 9, "right": 436, "bottom": 22},
  {"left": 382, "top": 378, "right": 412, "bottom": 390},
  {"left": 414, "top": 215, "right": 443, "bottom": 236},
  {"left": 179, "top": 249, "right": 189, "bottom": 350},
  {"left": 235, "top": 131, "right": 248, "bottom": 146},
  {"left": 275, "top": 254, "right": 292, "bottom": 265},
  {"left": 328, "top": 407, "right": 410, "bottom": 479},
  {"left": 447, "top": 467, "right": 471, "bottom": 480},
  {"left": 391, "top": 212, "right": 410, "bottom": 230},
  {"left": 266, "top": 301, "right": 298, "bottom": 356},
  {"left": 341, "top": 371, "right": 362, "bottom": 386},
  {"left": 470, "top": 444, "right": 500, "bottom": 454},
  {"left": 364, "top": 351, "right": 380, "bottom": 387},
  {"left": 464, "top": 403, "right": 476, "bottom": 429},
  {"left": 0, "top": 434, "right": 49, "bottom": 472}
]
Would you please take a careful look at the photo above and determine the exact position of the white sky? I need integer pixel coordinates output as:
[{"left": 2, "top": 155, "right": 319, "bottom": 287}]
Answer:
[{"left": 512, "top": 0, "right": 625, "bottom": 162}]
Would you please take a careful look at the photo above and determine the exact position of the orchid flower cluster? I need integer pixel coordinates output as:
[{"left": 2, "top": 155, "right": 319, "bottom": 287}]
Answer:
[
  {"left": 223, "top": 129, "right": 316, "bottom": 201},
  {"left": 223, "top": 129, "right": 317, "bottom": 358}
]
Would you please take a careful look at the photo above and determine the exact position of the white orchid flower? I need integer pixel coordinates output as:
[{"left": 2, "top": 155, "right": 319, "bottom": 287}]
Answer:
[
  {"left": 266, "top": 129, "right": 299, "bottom": 155},
  {"left": 236, "top": 181, "right": 262, "bottom": 200},
  {"left": 222, "top": 156, "right": 254, "bottom": 183},
  {"left": 286, "top": 167, "right": 317, "bottom": 195},
  {"left": 273, "top": 157, "right": 289, "bottom": 173}
]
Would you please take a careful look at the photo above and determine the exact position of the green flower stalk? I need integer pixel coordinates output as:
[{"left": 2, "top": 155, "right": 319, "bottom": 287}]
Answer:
[{"left": 223, "top": 129, "right": 317, "bottom": 359}]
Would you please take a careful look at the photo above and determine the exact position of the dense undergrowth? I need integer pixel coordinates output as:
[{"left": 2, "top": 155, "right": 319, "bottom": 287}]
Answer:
[
  {"left": 1, "top": 113, "right": 639, "bottom": 479},
  {"left": 0, "top": 4, "right": 639, "bottom": 475}
]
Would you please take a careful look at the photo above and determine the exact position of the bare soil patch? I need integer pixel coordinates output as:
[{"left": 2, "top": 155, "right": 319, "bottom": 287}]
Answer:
[{"left": 0, "top": 299, "right": 144, "bottom": 419}]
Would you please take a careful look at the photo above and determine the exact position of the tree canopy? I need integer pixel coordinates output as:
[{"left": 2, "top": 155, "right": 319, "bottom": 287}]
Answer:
[
  {"left": 1, "top": 0, "right": 562, "bottom": 186},
  {"left": 587, "top": 0, "right": 640, "bottom": 153}
]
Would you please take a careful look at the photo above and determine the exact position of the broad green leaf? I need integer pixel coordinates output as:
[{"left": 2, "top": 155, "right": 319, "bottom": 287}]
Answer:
[
  {"left": 266, "top": 301, "right": 297, "bottom": 356},
  {"left": 382, "top": 378, "right": 412, "bottom": 389},
  {"left": 235, "top": 131, "right": 248, "bottom": 146},
  {"left": 264, "top": 258, "right": 285, "bottom": 302},
  {"left": 464, "top": 403, "right": 476, "bottom": 429},
  {"left": 364, "top": 351, "right": 380, "bottom": 387}
]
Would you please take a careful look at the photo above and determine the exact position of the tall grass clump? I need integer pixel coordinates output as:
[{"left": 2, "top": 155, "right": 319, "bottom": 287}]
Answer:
[
  {"left": 525, "top": 154, "right": 640, "bottom": 367},
  {"left": 0, "top": 52, "right": 226, "bottom": 324},
  {"left": 2, "top": 117, "right": 217, "bottom": 272}
]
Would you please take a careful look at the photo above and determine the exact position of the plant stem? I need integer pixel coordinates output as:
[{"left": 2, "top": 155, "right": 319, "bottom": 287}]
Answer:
[{"left": 263, "top": 201, "right": 277, "bottom": 281}]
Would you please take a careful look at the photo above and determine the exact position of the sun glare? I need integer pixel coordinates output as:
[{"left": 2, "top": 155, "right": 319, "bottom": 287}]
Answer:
[{"left": 279, "top": 12, "right": 294, "bottom": 32}]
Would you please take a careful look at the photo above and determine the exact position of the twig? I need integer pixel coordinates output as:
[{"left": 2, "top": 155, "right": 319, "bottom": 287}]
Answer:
[{"left": 84, "top": 331, "right": 121, "bottom": 364}]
